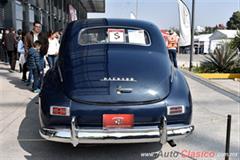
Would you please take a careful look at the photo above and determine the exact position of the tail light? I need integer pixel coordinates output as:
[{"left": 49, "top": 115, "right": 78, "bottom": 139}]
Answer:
[
  {"left": 167, "top": 105, "right": 185, "bottom": 115},
  {"left": 50, "top": 106, "right": 70, "bottom": 116}
]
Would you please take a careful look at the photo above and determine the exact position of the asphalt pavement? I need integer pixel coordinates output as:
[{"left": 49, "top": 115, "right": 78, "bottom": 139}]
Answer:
[
  {"left": 177, "top": 54, "right": 206, "bottom": 68},
  {"left": 0, "top": 62, "right": 239, "bottom": 160}
]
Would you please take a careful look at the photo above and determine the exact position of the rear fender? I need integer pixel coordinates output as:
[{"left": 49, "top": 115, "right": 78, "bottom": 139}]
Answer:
[{"left": 165, "top": 68, "right": 192, "bottom": 124}]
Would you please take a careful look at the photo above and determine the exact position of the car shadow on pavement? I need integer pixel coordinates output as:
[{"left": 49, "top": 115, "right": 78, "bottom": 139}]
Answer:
[{"left": 18, "top": 96, "right": 163, "bottom": 160}]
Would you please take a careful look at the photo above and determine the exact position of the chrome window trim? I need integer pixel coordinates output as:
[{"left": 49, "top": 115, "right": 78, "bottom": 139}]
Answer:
[
  {"left": 78, "top": 25, "right": 152, "bottom": 47},
  {"left": 57, "top": 63, "right": 63, "bottom": 83}
]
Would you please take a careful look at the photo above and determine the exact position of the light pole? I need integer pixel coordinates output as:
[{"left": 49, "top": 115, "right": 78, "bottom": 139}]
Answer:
[
  {"left": 136, "top": 0, "right": 138, "bottom": 19},
  {"left": 189, "top": 0, "right": 195, "bottom": 71},
  {"left": 238, "top": 0, "right": 240, "bottom": 10}
]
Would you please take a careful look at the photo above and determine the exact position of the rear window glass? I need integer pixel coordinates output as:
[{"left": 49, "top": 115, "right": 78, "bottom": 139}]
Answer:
[{"left": 79, "top": 27, "right": 151, "bottom": 46}]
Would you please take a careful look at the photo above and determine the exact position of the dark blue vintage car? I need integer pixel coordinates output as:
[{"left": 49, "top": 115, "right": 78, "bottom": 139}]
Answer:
[{"left": 39, "top": 18, "right": 194, "bottom": 147}]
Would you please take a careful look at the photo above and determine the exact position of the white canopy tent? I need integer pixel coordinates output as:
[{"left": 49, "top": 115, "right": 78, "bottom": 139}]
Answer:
[{"left": 209, "top": 30, "right": 237, "bottom": 53}]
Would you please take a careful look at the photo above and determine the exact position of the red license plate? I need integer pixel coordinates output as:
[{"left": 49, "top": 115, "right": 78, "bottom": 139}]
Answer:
[{"left": 103, "top": 114, "right": 134, "bottom": 128}]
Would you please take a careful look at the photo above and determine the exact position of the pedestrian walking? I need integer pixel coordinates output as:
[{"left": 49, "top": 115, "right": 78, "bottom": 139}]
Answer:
[
  {"left": 4, "top": 28, "right": 17, "bottom": 72},
  {"left": 46, "top": 31, "right": 60, "bottom": 68},
  {"left": 2, "top": 29, "right": 10, "bottom": 63},
  {"left": 166, "top": 30, "right": 179, "bottom": 68},
  {"left": 26, "top": 40, "right": 42, "bottom": 93}
]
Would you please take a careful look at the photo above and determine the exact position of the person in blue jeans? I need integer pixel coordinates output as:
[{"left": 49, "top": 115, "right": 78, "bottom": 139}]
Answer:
[
  {"left": 26, "top": 40, "right": 42, "bottom": 93},
  {"left": 166, "top": 30, "right": 179, "bottom": 68},
  {"left": 25, "top": 69, "right": 33, "bottom": 86},
  {"left": 46, "top": 31, "right": 60, "bottom": 68}
]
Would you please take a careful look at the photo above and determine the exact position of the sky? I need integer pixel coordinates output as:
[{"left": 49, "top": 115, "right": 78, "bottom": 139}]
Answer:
[{"left": 88, "top": 0, "right": 240, "bottom": 29}]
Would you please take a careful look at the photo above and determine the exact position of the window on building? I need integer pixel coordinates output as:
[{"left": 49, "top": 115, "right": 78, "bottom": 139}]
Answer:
[
  {"left": 29, "top": 8, "right": 34, "bottom": 23},
  {"left": 15, "top": 1, "right": 23, "bottom": 30}
]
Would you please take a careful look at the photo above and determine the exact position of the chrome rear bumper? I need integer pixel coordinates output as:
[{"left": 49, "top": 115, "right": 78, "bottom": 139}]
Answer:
[{"left": 39, "top": 116, "right": 194, "bottom": 147}]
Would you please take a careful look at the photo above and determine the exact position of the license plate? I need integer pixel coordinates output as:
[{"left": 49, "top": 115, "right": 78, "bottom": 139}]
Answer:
[{"left": 103, "top": 114, "right": 134, "bottom": 128}]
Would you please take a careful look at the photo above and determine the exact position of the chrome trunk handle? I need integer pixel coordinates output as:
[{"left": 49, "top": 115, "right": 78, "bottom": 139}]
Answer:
[{"left": 116, "top": 86, "right": 133, "bottom": 94}]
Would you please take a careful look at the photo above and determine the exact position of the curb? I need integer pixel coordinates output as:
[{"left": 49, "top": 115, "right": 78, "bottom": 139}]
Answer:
[
  {"left": 181, "top": 69, "right": 240, "bottom": 103},
  {"left": 195, "top": 73, "right": 240, "bottom": 79}
]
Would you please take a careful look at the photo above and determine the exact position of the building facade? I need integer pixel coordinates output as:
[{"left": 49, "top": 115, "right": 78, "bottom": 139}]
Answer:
[
  {"left": 194, "top": 34, "right": 212, "bottom": 54},
  {"left": 0, "top": 0, "right": 105, "bottom": 32}
]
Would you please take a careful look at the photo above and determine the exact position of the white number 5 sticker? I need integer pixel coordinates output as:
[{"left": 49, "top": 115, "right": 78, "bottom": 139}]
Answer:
[{"left": 108, "top": 29, "right": 125, "bottom": 43}]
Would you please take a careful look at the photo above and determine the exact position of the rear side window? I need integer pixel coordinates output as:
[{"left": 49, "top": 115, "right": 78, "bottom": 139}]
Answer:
[{"left": 79, "top": 27, "right": 151, "bottom": 46}]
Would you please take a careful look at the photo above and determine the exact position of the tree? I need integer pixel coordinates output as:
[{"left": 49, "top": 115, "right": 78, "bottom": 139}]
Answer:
[
  {"left": 226, "top": 11, "right": 240, "bottom": 29},
  {"left": 230, "top": 31, "right": 240, "bottom": 50}
]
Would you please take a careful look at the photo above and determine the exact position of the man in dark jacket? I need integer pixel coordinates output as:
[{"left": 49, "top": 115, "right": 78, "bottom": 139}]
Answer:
[
  {"left": 22, "top": 21, "right": 48, "bottom": 81},
  {"left": 4, "top": 28, "right": 17, "bottom": 71},
  {"left": 24, "top": 21, "right": 48, "bottom": 56}
]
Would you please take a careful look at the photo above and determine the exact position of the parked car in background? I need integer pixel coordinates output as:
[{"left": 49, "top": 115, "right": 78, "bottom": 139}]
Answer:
[{"left": 39, "top": 18, "right": 194, "bottom": 147}]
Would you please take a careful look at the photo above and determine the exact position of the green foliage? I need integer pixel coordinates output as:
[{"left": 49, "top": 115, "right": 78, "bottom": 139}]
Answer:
[
  {"left": 192, "top": 65, "right": 206, "bottom": 73},
  {"left": 226, "top": 11, "right": 240, "bottom": 29},
  {"left": 230, "top": 31, "right": 240, "bottom": 50},
  {"left": 199, "top": 43, "right": 239, "bottom": 73}
]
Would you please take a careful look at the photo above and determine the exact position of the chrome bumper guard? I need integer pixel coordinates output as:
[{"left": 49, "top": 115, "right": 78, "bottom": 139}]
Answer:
[{"left": 39, "top": 116, "right": 194, "bottom": 147}]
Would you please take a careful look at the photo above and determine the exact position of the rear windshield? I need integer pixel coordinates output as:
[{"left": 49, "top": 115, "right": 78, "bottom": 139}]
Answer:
[{"left": 79, "top": 27, "right": 151, "bottom": 46}]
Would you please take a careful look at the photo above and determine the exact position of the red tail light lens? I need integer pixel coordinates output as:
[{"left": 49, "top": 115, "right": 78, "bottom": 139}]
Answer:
[
  {"left": 50, "top": 106, "right": 70, "bottom": 116},
  {"left": 167, "top": 105, "right": 185, "bottom": 115}
]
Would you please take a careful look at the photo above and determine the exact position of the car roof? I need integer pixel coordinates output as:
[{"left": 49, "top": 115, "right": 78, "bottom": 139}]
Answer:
[
  {"left": 66, "top": 18, "right": 161, "bottom": 34},
  {"left": 60, "top": 18, "right": 167, "bottom": 54}
]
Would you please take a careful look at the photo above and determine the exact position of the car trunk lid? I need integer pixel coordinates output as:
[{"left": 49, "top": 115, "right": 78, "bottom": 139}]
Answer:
[{"left": 62, "top": 46, "right": 171, "bottom": 104}]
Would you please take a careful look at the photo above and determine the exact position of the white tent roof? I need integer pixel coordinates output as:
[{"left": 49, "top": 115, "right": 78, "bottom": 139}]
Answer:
[
  {"left": 209, "top": 30, "right": 237, "bottom": 40},
  {"left": 194, "top": 34, "right": 212, "bottom": 41}
]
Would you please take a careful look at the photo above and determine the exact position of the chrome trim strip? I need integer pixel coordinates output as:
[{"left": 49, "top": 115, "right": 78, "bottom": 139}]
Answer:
[
  {"left": 167, "top": 125, "right": 195, "bottom": 140},
  {"left": 100, "top": 77, "right": 137, "bottom": 82},
  {"left": 159, "top": 116, "right": 167, "bottom": 144},
  {"left": 39, "top": 117, "right": 194, "bottom": 147},
  {"left": 71, "top": 116, "right": 78, "bottom": 147},
  {"left": 57, "top": 64, "right": 63, "bottom": 82}
]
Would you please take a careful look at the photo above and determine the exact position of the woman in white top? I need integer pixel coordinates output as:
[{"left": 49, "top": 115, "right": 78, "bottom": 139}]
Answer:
[
  {"left": 17, "top": 30, "right": 25, "bottom": 73},
  {"left": 46, "top": 31, "right": 60, "bottom": 68}
]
